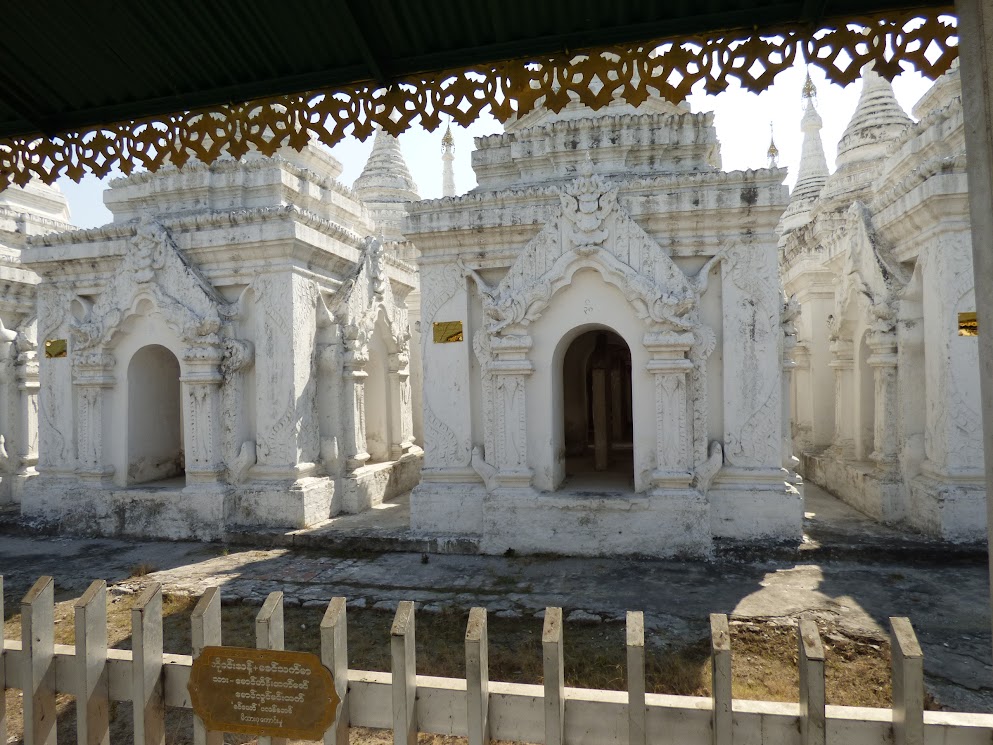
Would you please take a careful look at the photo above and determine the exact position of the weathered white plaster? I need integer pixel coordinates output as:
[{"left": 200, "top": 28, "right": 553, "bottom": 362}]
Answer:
[
  {"left": 781, "top": 65, "right": 985, "bottom": 541},
  {"left": 407, "top": 95, "right": 797, "bottom": 556},
  {"left": 18, "top": 144, "right": 422, "bottom": 539},
  {"left": 0, "top": 180, "right": 74, "bottom": 502}
]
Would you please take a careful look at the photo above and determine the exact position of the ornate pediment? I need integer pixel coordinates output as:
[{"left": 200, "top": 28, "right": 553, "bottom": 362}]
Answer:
[
  {"left": 71, "top": 218, "right": 231, "bottom": 351},
  {"left": 331, "top": 236, "right": 410, "bottom": 354},
  {"left": 465, "top": 163, "right": 703, "bottom": 333},
  {"left": 837, "top": 201, "right": 909, "bottom": 332}
]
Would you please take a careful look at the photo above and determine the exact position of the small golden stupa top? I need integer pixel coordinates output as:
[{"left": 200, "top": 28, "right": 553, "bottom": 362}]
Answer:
[
  {"left": 802, "top": 71, "right": 817, "bottom": 103},
  {"left": 441, "top": 123, "right": 455, "bottom": 151},
  {"left": 767, "top": 122, "right": 779, "bottom": 167}
]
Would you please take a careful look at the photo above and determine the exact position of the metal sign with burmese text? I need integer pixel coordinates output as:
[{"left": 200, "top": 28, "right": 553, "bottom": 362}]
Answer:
[{"left": 188, "top": 647, "right": 339, "bottom": 740}]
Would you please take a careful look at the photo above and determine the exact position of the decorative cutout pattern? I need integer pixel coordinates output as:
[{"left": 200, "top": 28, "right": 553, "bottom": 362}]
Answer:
[{"left": 0, "top": 9, "right": 956, "bottom": 190}]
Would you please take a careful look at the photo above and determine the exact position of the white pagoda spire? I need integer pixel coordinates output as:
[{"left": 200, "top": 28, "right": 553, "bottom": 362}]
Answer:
[
  {"left": 777, "top": 73, "right": 831, "bottom": 236},
  {"left": 353, "top": 127, "right": 420, "bottom": 204},
  {"left": 353, "top": 127, "right": 419, "bottom": 241},
  {"left": 820, "top": 64, "right": 911, "bottom": 205},
  {"left": 441, "top": 123, "right": 455, "bottom": 197}
]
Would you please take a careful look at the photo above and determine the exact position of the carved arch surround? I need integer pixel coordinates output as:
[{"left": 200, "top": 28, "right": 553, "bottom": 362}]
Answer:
[
  {"left": 465, "top": 170, "right": 721, "bottom": 490},
  {"left": 70, "top": 219, "right": 232, "bottom": 353}
]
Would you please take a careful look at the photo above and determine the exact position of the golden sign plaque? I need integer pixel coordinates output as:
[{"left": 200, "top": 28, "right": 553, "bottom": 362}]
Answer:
[
  {"left": 959, "top": 311, "right": 978, "bottom": 337},
  {"left": 188, "top": 647, "right": 339, "bottom": 740},
  {"left": 433, "top": 320, "right": 463, "bottom": 343},
  {"left": 44, "top": 339, "right": 67, "bottom": 358}
]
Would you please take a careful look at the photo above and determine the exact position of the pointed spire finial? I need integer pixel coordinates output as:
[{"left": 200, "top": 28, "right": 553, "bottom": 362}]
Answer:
[
  {"left": 767, "top": 122, "right": 780, "bottom": 168},
  {"left": 802, "top": 70, "right": 817, "bottom": 106},
  {"left": 441, "top": 120, "right": 456, "bottom": 197}
]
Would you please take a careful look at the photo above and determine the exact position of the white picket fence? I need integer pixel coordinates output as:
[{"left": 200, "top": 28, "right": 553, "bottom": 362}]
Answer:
[{"left": 3, "top": 575, "right": 993, "bottom": 745}]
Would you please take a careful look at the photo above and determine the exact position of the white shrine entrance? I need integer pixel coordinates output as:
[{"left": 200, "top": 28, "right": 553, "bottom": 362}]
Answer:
[
  {"left": 560, "top": 328, "right": 633, "bottom": 491},
  {"left": 126, "top": 344, "right": 184, "bottom": 485}
]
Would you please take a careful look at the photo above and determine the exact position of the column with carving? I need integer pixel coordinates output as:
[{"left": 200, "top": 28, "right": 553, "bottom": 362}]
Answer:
[
  {"left": 791, "top": 343, "right": 812, "bottom": 451},
  {"left": 182, "top": 347, "right": 225, "bottom": 484},
  {"left": 645, "top": 332, "right": 694, "bottom": 488},
  {"left": 72, "top": 352, "right": 115, "bottom": 483},
  {"left": 867, "top": 330, "right": 899, "bottom": 464},
  {"left": 388, "top": 346, "right": 416, "bottom": 459},
  {"left": 14, "top": 346, "right": 40, "bottom": 488},
  {"left": 342, "top": 326, "right": 370, "bottom": 471},
  {"left": 828, "top": 338, "right": 855, "bottom": 455},
  {"left": 0, "top": 336, "right": 16, "bottom": 497},
  {"left": 490, "top": 335, "right": 533, "bottom": 487},
  {"left": 252, "top": 272, "right": 321, "bottom": 478},
  {"left": 781, "top": 298, "right": 800, "bottom": 472}
]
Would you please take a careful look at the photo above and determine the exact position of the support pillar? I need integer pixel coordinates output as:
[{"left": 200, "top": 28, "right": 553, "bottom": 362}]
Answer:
[
  {"left": 645, "top": 332, "right": 694, "bottom": 488},
  {"left": 490, "top": 335, "right": 533, "bottom": 487},
  {"left": 955, "top": 0, "right": 993, "bottom": 656},
  {"left": 342, "top": 327, "right": 370, "bottom": 471},
  {"left": 828, "top": 339, "right": 855, "bottom": 455},
  {"left": 389, "top": 348, "right": 415, "bottom": 460},
  {"left": 782, "top": 301, "right": 800, "bottom": 472},
  {"left": 72, "top": 352, "right": 116, "bottom": 483},
  {"left": 867, "top": 331, "right": 899, "bottom": 465},
  {"left": 14, "top": 350, "right": 39, "bottom": 486},
  {"left": 0, "top": 338, "right": 16, "bottom": 499},
  {"left": 182, "top": 347, "right": 225, "bottom": 485}
]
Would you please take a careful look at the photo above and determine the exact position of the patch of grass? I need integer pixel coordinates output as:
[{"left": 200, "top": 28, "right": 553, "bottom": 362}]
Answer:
[{"left": 128, "top": 562, "right": 157, "bottom": 578}]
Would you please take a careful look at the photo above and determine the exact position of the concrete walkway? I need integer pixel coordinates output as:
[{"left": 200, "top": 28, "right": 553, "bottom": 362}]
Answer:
[{"left": 0, "top": 483, "right": 989, "bottom": 712}]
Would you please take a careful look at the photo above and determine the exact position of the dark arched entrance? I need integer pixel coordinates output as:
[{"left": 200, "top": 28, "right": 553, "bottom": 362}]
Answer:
[
  {"left": 127, "top": 344, "right": 184, "bottom": 485},
  {"left": 561, "top": 329, "right": 633, "bottom": 490}
]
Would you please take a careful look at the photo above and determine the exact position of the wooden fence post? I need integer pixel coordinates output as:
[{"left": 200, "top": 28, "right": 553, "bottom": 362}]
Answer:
[
  {"left": 391, "top": 601, "right": 417, "bottom": 745},
  {"left": 543, "top": 607, "right": 565, "bottom": 745},
  {"left": 627, "top": 611, "right": 646, "bottom": 745},
  {"left": 257, "top": 591, "right": 286, "bottom": 745},
  {"left": 76, "top": 579, "right": 110, "bottom": 745},
  {"left": 133, "top": 582, "right": 165, "bottom": 745},
  {"left": 322, "top": 597, "right": 349, "bottom": 745},
  {"left": 191, "top": 586, "right": 222, "bottom": 745},
  {"left": 23, "top": 575, "right": 56, "bottom": 745},
  {"left": 710, "top": 613, "right": 732, "bottom": 745},
  {"left": 798, "top": 619, "right": 825, "bottom": 745},
  {"left": 891, "top": 617, "right": 924, "bottom": 745},
  {"left": 465, "top": 607, "right": 490, "bottom": 745}
]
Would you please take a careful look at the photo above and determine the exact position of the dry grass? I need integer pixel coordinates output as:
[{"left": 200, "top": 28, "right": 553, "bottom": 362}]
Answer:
[{"left": 1, "top": 590, "right": 918, "bottom": 745}]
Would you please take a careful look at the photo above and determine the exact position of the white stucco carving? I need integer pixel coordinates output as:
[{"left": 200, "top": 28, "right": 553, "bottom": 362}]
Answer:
[
  {"left": 781, "top": 63, "right": 984, "bottom": 541},
  {"left": 16, "top": 145, "right": 422, "bottom": 539},
  {"left": 408, "top": 96, "right": 797, "bottom": 556}
]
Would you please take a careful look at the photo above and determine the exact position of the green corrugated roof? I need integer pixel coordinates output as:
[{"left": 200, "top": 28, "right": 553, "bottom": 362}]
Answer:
[{"left": 0, "top": 0, "right": 945, "bottom": 139}]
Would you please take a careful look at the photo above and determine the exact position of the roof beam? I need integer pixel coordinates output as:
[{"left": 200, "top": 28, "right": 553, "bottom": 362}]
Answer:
[{"left": 336, "top": 0, "right": 390, "bottom": 87}]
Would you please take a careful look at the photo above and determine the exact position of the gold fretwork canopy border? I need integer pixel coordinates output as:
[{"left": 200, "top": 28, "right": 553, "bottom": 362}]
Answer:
[{"left": 0, "top": 8, "right": 957, "bottom": 191}]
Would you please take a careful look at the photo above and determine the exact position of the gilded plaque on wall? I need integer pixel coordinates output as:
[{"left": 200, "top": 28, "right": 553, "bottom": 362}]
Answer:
[
  {"left": 188, "top": 647, "right": 339, "bottom": 740},
  {"left": 433, "top": 320, "right": 463, "bottom": 343},
  {"left": 959, "top": 312, "right": 978, "bottom": 337},
  {"left": 44, "top": 339, "right": 67, "bottom": 358}
]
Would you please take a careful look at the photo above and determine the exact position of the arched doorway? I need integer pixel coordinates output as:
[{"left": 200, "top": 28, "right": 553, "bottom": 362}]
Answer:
[
  {"left": 561, "top": 329, "right": 633, "bottom": 490},
  {"left": 127, "top": 344, "right": 184, "bottom": 485}
]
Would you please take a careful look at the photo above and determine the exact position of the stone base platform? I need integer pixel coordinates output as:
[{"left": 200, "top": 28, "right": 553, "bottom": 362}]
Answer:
[
  {"left": 908, "top": 472, "right": 987, "bottom": 542},
  {"left": 801, "top": 450, "right": 903, "bottom": 523},
  {"left": 339, "top": 452, "right": 423, "bottom": 514},
  {"left": 801, "top": 450, "right": 987, "bottom": 542}
]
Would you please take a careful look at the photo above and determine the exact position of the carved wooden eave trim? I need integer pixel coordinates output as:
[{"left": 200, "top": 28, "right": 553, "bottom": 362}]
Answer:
[{"left": 0, "top": 8, "right": 957, "bottom": 191}]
